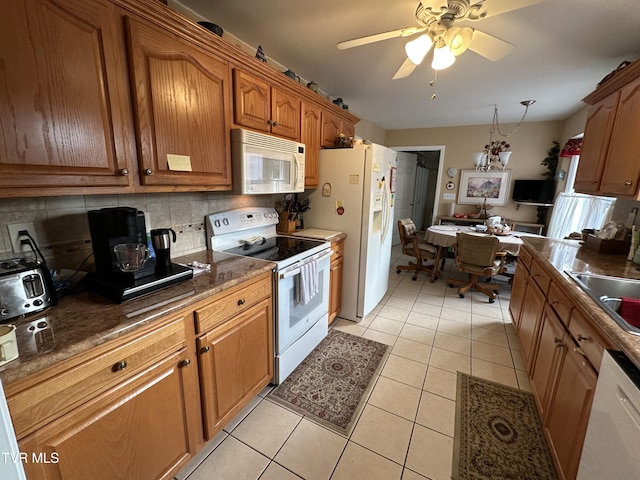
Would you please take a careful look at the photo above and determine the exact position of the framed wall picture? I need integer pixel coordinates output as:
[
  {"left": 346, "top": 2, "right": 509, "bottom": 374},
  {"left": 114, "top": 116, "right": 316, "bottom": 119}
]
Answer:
[{"left": 458, "top": 169, "right": 512, "bottom": 206}]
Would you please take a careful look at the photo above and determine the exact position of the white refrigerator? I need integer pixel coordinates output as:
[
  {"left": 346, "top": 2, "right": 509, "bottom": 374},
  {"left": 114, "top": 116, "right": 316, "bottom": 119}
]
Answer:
[{"left": 305, "top": 143, "right": 397, "bottom": 321}]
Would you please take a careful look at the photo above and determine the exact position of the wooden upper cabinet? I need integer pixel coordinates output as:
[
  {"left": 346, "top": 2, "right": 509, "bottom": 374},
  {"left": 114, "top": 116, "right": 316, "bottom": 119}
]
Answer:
[
  {"left": 301, "top": 102, "right": 322, "bottom": 188},
  {"left": 600, "top": 76, "right": 640, "bottom": 196},
  {"left": 321, "top": 110, "right": 356, "bottom": 148},
  {"left": 271, "top": 87, "right": 300, "bottom": 139},
  {"left": 126, "top": 17, "right": 232, "bottom": 189},
  {"left": 233, "top": 69, "right": 300, "bottom": 140},
  {"left": 0, "top": 0, "right": 135, "bottom": 195},
  {"left": 574, "top": 93, "right": 618, "bottom": 194}
]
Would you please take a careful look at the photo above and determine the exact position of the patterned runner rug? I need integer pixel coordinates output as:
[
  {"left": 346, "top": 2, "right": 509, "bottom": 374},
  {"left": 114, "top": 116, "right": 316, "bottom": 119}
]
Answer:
[
  {"left": 268, "top": 329, "right": 388, "bottom": 436},
  {"left": 452, "top": 372, "right": 558, "bottom": 480}
]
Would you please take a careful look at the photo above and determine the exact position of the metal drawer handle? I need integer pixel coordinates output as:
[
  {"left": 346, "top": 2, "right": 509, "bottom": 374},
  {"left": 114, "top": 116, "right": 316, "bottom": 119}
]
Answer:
[
  {"left": 201, "top": 345, "right": 211, "bottom": 354},
  {"left": 573, "top": 346, "right": 587, "bottom": 358},
  {"left": 120, "top": 168, "right": 129, "bottom": 176},
  {"left": 179, "top": 359, "right": 191, "bottom": 368},
  {"left": 237, "top": 298, "right": 246, "bottom": 306},
  {"left": 553, "top": 337, "right": 564, "bottom": 347},
  {"left": 145, "top": 168, "right": 153, "bottom": 176},
  {"left": 625, "top": 181, "right": 632, "bottom": 186},
  {"left": 112, "top": 360, "right": 127, "bottom": 372},
  {"left": 576, "top": 333, "right": 589, "bottom": 342}
]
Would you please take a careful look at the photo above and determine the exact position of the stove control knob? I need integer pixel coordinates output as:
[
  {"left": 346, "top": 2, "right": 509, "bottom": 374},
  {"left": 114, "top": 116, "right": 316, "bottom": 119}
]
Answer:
[
  {"left": 223, "top": 218, "right": 230, "bottom": 226},
  {"left": 214, "top": 219, "right": 221, "bottom": 227}
]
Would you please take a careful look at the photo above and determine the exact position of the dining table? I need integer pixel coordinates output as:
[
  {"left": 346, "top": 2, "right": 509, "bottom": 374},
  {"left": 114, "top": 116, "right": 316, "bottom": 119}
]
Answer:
[
  {"left": 426, "top": 225, "right": 529, "bottom": 256},
  {"left": 425, "top": 225, "right": 544, "bottom": 273}
]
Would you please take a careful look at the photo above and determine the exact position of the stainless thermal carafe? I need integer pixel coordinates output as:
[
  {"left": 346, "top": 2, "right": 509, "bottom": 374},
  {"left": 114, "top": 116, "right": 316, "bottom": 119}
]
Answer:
[{"left": 150, "top": 228, "right": 177, "bottom": 269}]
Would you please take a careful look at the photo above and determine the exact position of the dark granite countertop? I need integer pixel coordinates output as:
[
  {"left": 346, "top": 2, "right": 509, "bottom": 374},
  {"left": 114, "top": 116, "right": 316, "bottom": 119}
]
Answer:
[
  {"left": 0, "top": 251, "right": 275, "bottom": 386},
  {"left": 521, "top": 236, "right": 640, "bottom": 369}
]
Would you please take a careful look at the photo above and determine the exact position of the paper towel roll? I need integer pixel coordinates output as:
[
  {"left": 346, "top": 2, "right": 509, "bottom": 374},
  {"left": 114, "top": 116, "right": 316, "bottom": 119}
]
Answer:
[{"left": 448, "top": 203, "right": 456, "bottom": 217}]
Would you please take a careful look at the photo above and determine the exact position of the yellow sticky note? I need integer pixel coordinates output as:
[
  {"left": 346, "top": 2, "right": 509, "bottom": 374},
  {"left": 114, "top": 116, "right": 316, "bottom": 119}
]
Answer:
[{"left": 167, "top": 154, "right": 192, "bottom": 172}]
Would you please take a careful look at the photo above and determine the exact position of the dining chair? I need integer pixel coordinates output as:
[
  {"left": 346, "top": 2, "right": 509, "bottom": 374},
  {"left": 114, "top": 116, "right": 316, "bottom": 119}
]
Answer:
[
  {"left": 447, "top": 232, "right": 507, "bottom": 302},
  {"left": 397, "top": 218, "right": 440, "bottom": 282}
]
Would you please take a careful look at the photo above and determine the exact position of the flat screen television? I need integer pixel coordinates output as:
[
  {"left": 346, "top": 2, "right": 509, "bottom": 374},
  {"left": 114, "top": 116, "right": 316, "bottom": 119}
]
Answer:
[{"left": 511, "top": 179, "right": 556, "bottom": 204}]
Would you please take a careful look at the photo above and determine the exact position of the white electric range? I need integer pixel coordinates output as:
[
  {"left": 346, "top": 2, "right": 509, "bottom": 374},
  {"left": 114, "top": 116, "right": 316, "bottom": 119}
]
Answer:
[{"left": 206, "top": 207, "right": 331, "bottom": 384}]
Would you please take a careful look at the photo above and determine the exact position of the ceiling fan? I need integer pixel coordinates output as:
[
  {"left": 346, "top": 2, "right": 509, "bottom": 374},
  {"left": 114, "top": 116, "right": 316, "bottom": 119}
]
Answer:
[{"left": 337, "top": 0, "right": 546, "bottom": 79}]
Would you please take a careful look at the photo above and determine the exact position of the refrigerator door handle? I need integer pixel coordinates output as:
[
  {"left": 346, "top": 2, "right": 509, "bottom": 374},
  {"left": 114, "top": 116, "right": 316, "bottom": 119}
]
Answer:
[{"left": 381, "top": 176, "right": 391, "bottom": 243}]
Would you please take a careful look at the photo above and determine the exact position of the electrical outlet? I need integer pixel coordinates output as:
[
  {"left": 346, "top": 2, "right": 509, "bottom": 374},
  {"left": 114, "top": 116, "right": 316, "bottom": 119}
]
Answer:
[{"left": 7, "top": 222, "right": 38, "bottom": 254}]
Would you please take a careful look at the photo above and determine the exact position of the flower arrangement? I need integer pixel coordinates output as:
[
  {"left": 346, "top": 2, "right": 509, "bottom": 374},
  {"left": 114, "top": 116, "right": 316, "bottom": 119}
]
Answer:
[{"left": 484, "top": 140, "right": 510, "bottom": 158}]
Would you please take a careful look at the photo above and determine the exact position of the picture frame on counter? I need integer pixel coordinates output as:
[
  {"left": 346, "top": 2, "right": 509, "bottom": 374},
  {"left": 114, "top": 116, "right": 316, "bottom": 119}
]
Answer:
[{"left": 458, "top": 169, "right": 512, "bottom": 206}]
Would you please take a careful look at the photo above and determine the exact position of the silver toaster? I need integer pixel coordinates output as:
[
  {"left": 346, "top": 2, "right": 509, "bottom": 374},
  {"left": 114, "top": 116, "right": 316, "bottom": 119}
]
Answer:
[{"left": 0, "top": 258, "right": 56, "bottom": 321}]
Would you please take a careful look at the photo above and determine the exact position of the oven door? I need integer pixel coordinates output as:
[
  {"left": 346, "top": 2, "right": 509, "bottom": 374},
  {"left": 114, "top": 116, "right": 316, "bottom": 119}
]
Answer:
[{"left": 275, "top": 248, "right": 331, "bottom": 354}]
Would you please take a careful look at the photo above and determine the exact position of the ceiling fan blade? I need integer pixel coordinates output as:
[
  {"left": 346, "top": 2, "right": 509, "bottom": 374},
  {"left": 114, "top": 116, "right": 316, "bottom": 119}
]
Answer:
[
  {"left": 392, "top": 57, "right": 418, "bottom": 80},
  {"left": 337, "top": 26, "right": 426, "bottom": 50},
  {"left": 468, "top": 29, "right": 514, "bottom": 61},
  {"left": 468, "top": 0, "right": 546, "bottom": 20}
]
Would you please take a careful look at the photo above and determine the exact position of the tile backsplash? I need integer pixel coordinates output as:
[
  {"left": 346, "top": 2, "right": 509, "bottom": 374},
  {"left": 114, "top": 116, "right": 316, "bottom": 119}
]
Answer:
[{"left": 0, "top": 192, "right": 275, "bottom": 271}]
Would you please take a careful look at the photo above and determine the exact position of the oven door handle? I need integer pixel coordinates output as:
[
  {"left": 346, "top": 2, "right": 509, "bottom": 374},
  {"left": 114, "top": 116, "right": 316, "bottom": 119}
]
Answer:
[{"left": 278, "top": 249, "right": 333, "bottom": 279}]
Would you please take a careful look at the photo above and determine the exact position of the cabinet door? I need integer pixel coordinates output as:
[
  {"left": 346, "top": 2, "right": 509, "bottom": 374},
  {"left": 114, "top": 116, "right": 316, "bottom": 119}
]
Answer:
[
  {"left": 544, "top": 343, "right": 597, "bottom": 480},
  {"left": 516, "top": 276, "right": 545, "bottom": 370},
  {"left": 232, "top": 69, "right": 271, "bottom": 133},
  {"left": 20, "top": 350, "right": 197, "bottom": 480},
  {"left": 198, "top": 298, "right": 273, "bottom": 439},
  {"left": 509, "top": 261, "right": 528, "bottom": 332},
  {"left": 321, "top": 111, "right": 342, "bottom": 147},
  {"left": 600, "top": 77, "right": 640, "bottom": 196},
  {"left": 530, "top": 305, "right": 566, "bottom": 421},
  {"left": 271, "top": 86, "right": 300, "bottom": 139},
  {"left": 127, "top": 18, "right": 232, "bottom": 188},
  {"left": 329, "top": 255, "right": 344, "bottom": 323},
  {"left": 301, "top": 102, "right": 322, "bottom": 188},
  {"left": 342, "top": 121, "right": 356, "bottom": 140},
  {"left": 574, "top": 93, "right": 618, "bottom": 194},
  {"left": 0, "top": 0, "right": 134, "bottom": 194}
]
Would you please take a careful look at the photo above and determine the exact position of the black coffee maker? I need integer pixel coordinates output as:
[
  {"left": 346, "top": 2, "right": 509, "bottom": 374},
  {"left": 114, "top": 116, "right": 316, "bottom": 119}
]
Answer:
[{"left": 86, "top": 207, "right": 192, "bottom": 302}]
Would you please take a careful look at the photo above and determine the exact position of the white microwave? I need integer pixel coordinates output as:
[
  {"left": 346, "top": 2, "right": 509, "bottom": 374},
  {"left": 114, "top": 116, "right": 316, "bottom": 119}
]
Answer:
[{"left": 231, "top": 128, "right": 305, "bottom": 194}]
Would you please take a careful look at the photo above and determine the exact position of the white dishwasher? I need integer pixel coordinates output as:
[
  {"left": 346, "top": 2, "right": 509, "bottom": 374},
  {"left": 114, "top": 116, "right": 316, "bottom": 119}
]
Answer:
[{"left": 577, "top": 350, "right": 640, "bottom": 479}]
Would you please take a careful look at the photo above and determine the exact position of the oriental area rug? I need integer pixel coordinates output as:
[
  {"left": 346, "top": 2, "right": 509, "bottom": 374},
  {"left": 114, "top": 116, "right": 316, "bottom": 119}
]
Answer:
[
  {"left": 268, "top": 329, "right": 388, "bottom": 436},
  {"left": 452, "top": 373, "right": 558, "bottom": 480}
]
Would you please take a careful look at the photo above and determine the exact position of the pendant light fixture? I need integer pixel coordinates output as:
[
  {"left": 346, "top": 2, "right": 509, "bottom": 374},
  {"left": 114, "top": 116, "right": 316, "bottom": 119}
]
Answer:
[{"left": 472, "top": 100, "right": 535, "bottom": 171}]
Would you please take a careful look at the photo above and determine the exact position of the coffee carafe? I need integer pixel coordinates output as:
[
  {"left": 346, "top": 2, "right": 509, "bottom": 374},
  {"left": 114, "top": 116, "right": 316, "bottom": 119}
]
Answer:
[{"left": 151, "top": 228, "right": 177, "bottom": 269}]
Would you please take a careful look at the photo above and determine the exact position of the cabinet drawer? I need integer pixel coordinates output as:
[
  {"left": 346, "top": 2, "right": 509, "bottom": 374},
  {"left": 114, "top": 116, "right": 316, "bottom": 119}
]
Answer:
[
  {"left": 195, "top": 274, "right": 272, "bottom": 333},
  {"left": 529, "top": 259, "right": 551, "bottom": 295},
  {"left": 548, "top": 283, "right": 574, "bottom": 327},
  {"left": 568, "top": 309, "right": 607, "bottom": 371},
  {"left": 8, "top": 317, "right": 185, "bottom": 439},
  {"left": 518, "top": 247, "right": 533, "bottom": 270}
]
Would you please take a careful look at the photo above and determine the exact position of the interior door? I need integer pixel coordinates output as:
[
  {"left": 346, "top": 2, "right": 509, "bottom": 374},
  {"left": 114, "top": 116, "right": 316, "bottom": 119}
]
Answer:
[
  {"left": 411, "top": 166, "right": 429, "bottom": 230},
  {"left": 392, "top": 152, "right": 418, "bottom": 245}
]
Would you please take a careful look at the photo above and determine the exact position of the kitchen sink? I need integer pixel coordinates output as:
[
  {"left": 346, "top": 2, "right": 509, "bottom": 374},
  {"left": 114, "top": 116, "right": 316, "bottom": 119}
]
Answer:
[{"left": 567, "top": 272, "right": 640, "bottom": 336}]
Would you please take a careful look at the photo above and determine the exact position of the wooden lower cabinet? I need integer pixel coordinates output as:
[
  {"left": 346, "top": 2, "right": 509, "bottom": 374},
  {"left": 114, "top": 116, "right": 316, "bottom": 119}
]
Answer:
[
  {"left": 508, "top": 260, "right": 528, "bottom": 332},
  {"left": 530, "top": 305, "right": 567, "bottom": 420},
  {"left": 197, "top": 297, "right": 273, "bottom": 439},
  {"left": 20, "top": 349, "right": 197, "bottom": 480},
  {"left": 515, "top": 274, "right": 546, "bottom": 370},
  {"left": 544, "top": 342, "right": 597, "bottom": 480},
  {"left": 329, "top": 238, "right": 345, "bottom": 323}
]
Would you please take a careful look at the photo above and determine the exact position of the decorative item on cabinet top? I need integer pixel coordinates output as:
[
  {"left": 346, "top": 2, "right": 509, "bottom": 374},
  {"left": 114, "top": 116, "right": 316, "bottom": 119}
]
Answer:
[{"left": 197, "top": 21, "right": 224, "bottom": 37}]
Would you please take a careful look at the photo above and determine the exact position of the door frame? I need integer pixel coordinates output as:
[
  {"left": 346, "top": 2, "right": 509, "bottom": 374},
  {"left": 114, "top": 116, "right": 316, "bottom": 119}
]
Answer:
[{"left": 391, "top": 145, "right": 445, "bottom": 225}]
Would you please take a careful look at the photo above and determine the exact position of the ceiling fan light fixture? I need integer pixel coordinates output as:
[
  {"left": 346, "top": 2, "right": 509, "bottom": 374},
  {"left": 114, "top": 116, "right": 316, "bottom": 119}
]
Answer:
[
  {"left": 431, "top": 41, "right": 455, "bottom": 70},
  {"left": 444, "top": 26, "right": 474, "bottom": 56},
  {"left": 405, "top": 34, "right": 433, "bottom": 65}
]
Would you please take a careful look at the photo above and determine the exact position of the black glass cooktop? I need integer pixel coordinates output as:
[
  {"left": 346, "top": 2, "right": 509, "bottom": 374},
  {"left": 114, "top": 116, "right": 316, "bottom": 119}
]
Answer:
[{"left": 223, "top": 236, "right": 323, "bottom": 262}]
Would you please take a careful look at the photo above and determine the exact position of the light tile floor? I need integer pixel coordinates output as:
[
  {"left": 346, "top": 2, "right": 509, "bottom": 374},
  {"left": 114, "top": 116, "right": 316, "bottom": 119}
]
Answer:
[{"left": 177, "top": 246, "right": 529, "bottom": 480}]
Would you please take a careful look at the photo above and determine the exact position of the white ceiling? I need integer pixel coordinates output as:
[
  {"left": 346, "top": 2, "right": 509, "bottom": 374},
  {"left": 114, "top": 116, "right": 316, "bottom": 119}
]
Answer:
[{"left": 173, "top": 0, "right": 640, "bottom": 131}]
